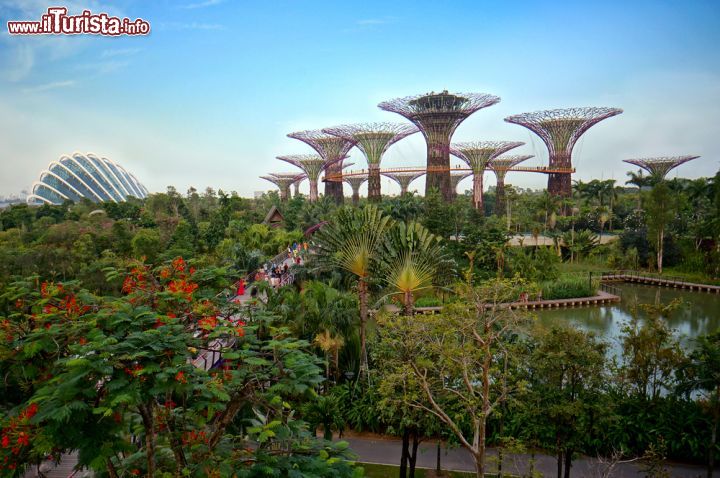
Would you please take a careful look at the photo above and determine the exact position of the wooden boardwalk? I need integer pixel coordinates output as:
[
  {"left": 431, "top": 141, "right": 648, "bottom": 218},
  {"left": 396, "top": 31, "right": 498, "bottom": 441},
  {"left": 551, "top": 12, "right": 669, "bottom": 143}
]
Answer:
[
  {"left": 601, "top": 272, "right": 720, "bottom": 293},
  {"left": 380, "top": 290, "right": 621, "bottom": 316}
]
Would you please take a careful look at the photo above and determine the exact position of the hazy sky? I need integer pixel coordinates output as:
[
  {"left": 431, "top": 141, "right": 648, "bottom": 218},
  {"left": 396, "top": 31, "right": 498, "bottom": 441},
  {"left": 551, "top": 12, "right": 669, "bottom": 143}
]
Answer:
[{"left": 1, "top": 0, "right": 719, "bottom": 198}]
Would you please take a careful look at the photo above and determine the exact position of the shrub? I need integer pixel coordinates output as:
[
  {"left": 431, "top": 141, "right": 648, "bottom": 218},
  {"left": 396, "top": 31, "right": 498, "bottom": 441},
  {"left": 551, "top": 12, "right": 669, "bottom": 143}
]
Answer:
[{"left": 541, "top": 276, "right": 596, "bottom": 300}]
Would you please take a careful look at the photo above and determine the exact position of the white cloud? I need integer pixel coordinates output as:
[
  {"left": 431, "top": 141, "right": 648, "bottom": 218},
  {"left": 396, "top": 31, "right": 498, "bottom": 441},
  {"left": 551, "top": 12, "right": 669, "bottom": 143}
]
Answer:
[
  {"left": 180, "top": 0, "right": 224, "bottom": 9},
  {"left": 21, "top": 80, "right": 76, "bottom": 93},
  {"left": 100, "top": 47, "right": 142, "bottom": 59}
]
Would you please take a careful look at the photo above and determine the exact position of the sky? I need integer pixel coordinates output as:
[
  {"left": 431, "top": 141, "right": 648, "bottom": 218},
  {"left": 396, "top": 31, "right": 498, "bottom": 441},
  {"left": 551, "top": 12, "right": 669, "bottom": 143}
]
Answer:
[{"left": 1, "top": 0, "right": 719, "bottom": 198}]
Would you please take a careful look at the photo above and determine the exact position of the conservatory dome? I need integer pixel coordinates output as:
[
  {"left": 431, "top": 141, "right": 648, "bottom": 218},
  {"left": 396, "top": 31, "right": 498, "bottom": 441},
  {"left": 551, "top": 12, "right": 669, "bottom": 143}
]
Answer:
[{"left": 27, "top": 152, "right": 149, "bottom": 205}]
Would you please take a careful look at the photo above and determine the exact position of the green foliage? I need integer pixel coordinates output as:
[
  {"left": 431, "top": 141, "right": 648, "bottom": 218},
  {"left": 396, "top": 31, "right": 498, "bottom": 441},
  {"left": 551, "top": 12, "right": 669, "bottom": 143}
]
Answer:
[{"left": 540, "top": 275, "right": 596, "bottom": 300}]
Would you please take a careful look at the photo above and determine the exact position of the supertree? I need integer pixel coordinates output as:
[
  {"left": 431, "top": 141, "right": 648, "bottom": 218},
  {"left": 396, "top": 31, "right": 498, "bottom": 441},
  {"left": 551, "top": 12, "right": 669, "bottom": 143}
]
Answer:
[
  {"left": 622, "top": 156, "right": 700, "bottom": 181},
  {"left": 323, "top": 122, "right": 418, "bottom": 202},
  {"left": 449, "top": 170, "right": 472, "bottom": 196},
  {"left": 343, "top": 175, "right": 368, "bottom": 206},
  {"left": 382, "top": 171, "right": 426, "bottom": 196},
  {"left": 277, "top": 154, "right": 338, "bottom": 202},
  {"left": 488, "top": 155, "right": 534, "bottom": 213},
  {"left": 450, "top": 141, "right": 524, "bottom": 211},
  {"left": 291, "top": 174, "right": 306, "bottom": 198},
  {"left": 261, "top": 172, "right": 303, "bottom": 201},
  {"left": 287, "top": 130, "right": 357, "bottom": 204},
  {"left": 504, "top": 107, "right": 622, "bottom": 199},
  {"left": 378, "top": 90, "right": 500, "bottom": 201}
]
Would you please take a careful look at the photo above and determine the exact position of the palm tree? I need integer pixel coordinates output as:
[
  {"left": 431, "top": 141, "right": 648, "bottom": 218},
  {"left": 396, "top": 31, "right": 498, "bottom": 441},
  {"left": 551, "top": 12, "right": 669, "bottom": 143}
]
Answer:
[
  {"left": 312, "top": 205, "right": 394, "bottom": 375},
  {"left": 379, "top": 222, "right": 451, "bottom": 315},
  {"left": 314, "top": 330, "right": 345, "bottom": 382}
]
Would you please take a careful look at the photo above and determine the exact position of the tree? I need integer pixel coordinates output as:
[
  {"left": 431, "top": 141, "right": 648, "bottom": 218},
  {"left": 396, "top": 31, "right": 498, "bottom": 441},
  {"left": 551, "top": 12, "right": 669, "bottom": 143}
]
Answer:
[
  {"left": 677, "top": 333, "right": 720, "bottom": 478},
  {"left": 312, "top": 205, "right": 394, "bottom": 375},
  {"left": 375, "top": 279, "right": 530, "bottom": 477},
  {"left": 618, "top": 301, "right": 684, "bottom": 401},
  {"left": 521, "top": 326, "right": 608, "bottom": 478},
  {"left": 131, "top": 228, "right": 162, "bottom": 263},
  {"left": 379, "top": 221, "right": 452, "bottom": 315},
  {"left": 0, "top": 260, "right": 361, "bottom": 477},
  {"left": 645, "top": 181, "right": 677, "bottom": 273}
]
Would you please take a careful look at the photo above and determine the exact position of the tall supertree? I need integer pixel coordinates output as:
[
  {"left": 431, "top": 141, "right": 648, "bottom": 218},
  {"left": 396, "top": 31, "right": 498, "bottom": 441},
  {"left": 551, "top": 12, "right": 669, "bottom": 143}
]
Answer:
[
  {"left": 382, "top": 171, "right": 425, "bottom": 196},
  {"left": 261, "top": 172, "right": 302, "bottom": 201},
  {"left": 343, "top": 175, "right": 368, "bottom": 206},
  {"left": 622, "top": 156, "right": 700, "bottom": 181},
  {"left": 287, "top": 130, "right": 356, "bottom": 204},
  {"left": 323, "top": 123, "right": 418, "bottom": 202},
  {"left": 449, "top": 170, "right": 472, "bottom": 196},
  {"left": 504, "top": 107, "right": 622, "bottom": 199},
  {"left": 488, "top": 155, "right": 534, "bottom": 213},
  {"left": 277, "top": 154, "right": 337, "bottom": 202},
  {"left": 378, "top": 90, "right": 500, "bottom": 201},
  {"left": 450, "top": 141, "right": 524, "bottom": 211}
]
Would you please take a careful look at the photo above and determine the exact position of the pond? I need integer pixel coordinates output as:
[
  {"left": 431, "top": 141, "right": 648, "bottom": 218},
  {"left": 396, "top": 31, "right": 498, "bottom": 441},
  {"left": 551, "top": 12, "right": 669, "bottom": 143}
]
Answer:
[{"left": 535, "top": 283, "right": 720, "bottom": 353}]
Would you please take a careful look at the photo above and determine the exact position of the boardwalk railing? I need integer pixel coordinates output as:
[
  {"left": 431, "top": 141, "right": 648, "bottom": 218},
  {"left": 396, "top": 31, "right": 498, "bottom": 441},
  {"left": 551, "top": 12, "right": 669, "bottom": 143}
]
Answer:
[{"left": 600, "top": 270, "right": 720, "bottom": 293}]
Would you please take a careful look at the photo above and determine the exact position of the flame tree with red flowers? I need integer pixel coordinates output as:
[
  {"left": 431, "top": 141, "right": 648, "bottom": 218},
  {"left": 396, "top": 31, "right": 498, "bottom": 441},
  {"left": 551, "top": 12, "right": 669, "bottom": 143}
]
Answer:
[{"left": 0, "top": 258, "right": 359, "bottom": 477}]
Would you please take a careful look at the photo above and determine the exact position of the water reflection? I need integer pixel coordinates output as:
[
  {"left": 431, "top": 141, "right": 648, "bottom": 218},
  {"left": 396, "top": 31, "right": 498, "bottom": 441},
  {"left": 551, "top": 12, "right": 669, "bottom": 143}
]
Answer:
[{"left": 535, "top": 283, "right": 720, "bottom": 356}]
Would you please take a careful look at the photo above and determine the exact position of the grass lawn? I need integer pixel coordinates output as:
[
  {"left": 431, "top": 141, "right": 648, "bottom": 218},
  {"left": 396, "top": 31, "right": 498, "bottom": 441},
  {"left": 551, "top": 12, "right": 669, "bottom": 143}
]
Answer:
[{"left": 359, "top": 462, "right": 488, "bottom": 477}]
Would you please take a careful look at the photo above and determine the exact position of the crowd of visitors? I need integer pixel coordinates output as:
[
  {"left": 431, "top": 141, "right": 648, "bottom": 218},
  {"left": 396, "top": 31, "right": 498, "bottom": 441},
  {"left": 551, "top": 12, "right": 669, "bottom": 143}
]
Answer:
[{"left": 234, "top": 242, "right": 309, "bottom": 299}]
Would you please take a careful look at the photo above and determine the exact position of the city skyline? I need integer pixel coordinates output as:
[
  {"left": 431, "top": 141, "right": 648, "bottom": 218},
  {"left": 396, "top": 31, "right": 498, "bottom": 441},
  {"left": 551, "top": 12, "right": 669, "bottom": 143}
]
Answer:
[{"left": 1, "top": 0, "right": 719, "bottom": 198}]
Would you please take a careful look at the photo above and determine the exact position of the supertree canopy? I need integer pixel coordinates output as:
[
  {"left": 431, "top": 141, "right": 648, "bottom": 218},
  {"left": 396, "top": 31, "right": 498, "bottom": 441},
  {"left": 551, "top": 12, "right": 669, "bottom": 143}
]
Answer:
[
  {"left": 343, "top": 174, "right": 368, "bottom": 206},
  {"left": 277, "top": 154, "right": 337, "bottom": 202},
  {"left": 323, "top": 122, "right": 418, "bottom": 202},
  {"left": 622, "top": 156, "right": 700, "bottom": 181},
  {"left": 382, "top": 171, "right": 426, "bottom": 196},
  {"left": 261, "top": 172, "right": 303, "bottom": 201},
  {"left": 488, "top": 154, "right": 534, "bottom": 214},
  {"left": 450, "top": 141, "right": 524, "bottom": 211},
  {"left": 504, "top": 107, "right": 622, "bottom": 199},
  {"left": 378, "top": 90, "right": 500, "bottom": 201},
  {"left": 449, "top": 170, "right": 472, "bottom": 196},
  {"left": 287, "top": 130, "right": 356, "bottom": 204}
]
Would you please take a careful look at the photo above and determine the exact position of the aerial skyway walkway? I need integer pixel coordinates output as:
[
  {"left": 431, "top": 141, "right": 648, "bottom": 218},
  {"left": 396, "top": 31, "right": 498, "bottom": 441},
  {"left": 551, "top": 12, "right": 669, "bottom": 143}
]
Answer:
[{"left": 324, "top": 165, "right": 575, "bottom": 182}]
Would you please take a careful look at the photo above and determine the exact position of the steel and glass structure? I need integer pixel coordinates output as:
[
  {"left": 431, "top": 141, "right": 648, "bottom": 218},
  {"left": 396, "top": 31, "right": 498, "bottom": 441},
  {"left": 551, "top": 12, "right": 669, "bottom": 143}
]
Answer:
[
  {"left": 450, "top": 141, "right": 524, "bottom": 211},
  {"left": 344, "top": 175, "right": 368, "bottom": 206},
  {"left": 261, "top": 173, "right": 304, "bottom": 201},
  {"left": 277, "top": 154, "right": 338, "bottom": 202},
  {"left": 505, "top": 107, "right": 622, "bottom": 200},
  {"left": 379, "top": 90, "right": 500, "bottom": 201},
  {"left": 27, "top": 152, "right": 148, "bottom": 205},
  {"left": 488, "top": 154, "right": 534, "bottom": 213},
  {"left": 323, "top": 122, "right": 418, "bottom": 202},
  {"left": 449, "top": 170, "right": 472, "bottom": 196},
  {"left": 622, "top": 156, "right": 700, "bottom": 181},
  {"left": 287, "top": 130, "right": 356, "bottom": 204}
]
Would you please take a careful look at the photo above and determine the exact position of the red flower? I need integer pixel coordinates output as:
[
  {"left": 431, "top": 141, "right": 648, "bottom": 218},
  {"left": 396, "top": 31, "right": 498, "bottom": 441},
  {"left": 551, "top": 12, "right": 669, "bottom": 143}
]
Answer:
[
  {"left": 16, "top": 433, "right": 28, "bottom": 447},
  {"left": 1, "top": 435, "right": 9, "bottom": 448},
  {"left": 172, "top": 257, "right": 186, "bottom": 272},
  {"left": 175, "top": 371, "right": 187, "bottom": 384}
]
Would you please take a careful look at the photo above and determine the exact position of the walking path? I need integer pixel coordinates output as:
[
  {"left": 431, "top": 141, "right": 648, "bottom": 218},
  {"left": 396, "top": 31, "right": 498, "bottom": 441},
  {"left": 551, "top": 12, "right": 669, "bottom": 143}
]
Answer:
[{"left": 343, "top": 434, "right": 711, "bottom": 478}]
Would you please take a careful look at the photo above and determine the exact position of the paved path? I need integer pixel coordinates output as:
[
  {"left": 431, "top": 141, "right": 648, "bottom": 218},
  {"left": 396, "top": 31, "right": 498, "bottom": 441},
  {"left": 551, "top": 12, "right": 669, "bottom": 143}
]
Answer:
[{"left": 344, "top": 435, "right": 712, "bottom": 478}]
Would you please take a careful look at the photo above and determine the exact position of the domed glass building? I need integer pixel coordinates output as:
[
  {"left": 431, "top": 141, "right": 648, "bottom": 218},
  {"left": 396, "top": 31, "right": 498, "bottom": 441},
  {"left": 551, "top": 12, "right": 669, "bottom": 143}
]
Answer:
[{"left": 27, "top": 153, "right": 149, "bottom": 205}]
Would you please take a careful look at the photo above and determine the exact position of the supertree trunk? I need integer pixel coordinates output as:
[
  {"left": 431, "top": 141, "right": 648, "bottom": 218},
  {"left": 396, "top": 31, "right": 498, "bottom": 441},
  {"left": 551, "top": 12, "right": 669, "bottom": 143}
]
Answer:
[
  {"left": 324, "top": 163, "right": 344, "bottom": 204},
  {"left": 280, "top": 186, "right": 289, "bottom": 202},
  {"left": 427, "top": 141, "right": 453, "bottom": 201},
  {"left": 352, "top": 190, "right": 360, "bottom": 206},
  {"left": 472, "top": 172, "right": 484, "bottom": 211},
  {"left": 293, "top": 182, "right": 300, "bottom": 198},
  {"left": 495, "top": 177, "right": 506, "bottom": 214},
  {"left": 309, "top": 180, "right": 318, "bottom": 202},
  {"left": 368, "top": 165, "right": 381, "bottom": 202},
  {"left": 547, "top": 152, "right": 572, "bottom": 198}
]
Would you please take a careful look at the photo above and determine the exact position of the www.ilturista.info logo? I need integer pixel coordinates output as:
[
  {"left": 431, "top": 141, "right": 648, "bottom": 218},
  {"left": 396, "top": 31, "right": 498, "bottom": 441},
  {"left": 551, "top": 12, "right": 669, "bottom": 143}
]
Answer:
[{"left": 7, "top": 7, "right": 150, "bottom": 36}]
